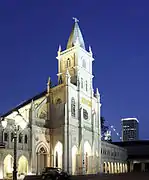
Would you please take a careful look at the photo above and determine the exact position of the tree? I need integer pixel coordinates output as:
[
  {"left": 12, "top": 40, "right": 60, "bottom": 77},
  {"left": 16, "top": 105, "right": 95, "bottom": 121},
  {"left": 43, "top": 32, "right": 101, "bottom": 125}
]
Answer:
[{"left": 100, "top": 116, "right": 109, "bottom": 140}]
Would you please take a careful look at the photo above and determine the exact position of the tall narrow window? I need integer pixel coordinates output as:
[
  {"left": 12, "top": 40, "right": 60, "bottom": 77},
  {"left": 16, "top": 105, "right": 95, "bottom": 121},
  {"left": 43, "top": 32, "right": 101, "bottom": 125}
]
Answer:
[
  {"left": 24, "top": 135, "right": 28, "bottom": 144},
  {"left": 71, "top": 97, "right": 75, "bottom": 117},
  {"left": 66, "top": 58, "right": 71, "bottom": 68},
  {"left": 4, "top": 132, "right": 8, "bottom": 141},
  {"left": 11, "top": 132, "right": 14, "bottom": 142},
  {"left": 81, "top": 78, "right": 83, "bottom": 88},
  {"left": 85, "top": 80, "right": 87, "bottom": 91},
  {"left": 19, "top": 133, "right": 22, "bottom": 143}
]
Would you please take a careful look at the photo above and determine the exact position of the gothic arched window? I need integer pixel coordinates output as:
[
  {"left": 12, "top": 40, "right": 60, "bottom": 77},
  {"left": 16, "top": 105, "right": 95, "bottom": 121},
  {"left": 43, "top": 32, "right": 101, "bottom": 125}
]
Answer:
[
  {"left": 82, "top": 59, "right": 86, "bottom": 68},
  {"left": 24, "top": 134, "right": 28, "bottom": 144},
  {"left": 19, "top": 133, "right": 22, "bottom": 143},
  {"left": 65, "top": 58, "right": 71, "bottom": 68},
  {"left": 71, "top": 97, "right": 75, "bottom": 117},
  {"left": 4, "top": 132, "right": 8, "bottom": 141}
]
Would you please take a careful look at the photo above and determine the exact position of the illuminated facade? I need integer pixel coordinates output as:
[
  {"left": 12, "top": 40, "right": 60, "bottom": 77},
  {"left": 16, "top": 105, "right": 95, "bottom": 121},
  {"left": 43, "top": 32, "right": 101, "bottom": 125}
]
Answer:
[{"left": 0, "top": 19, "right": 127, "bottom": 178}]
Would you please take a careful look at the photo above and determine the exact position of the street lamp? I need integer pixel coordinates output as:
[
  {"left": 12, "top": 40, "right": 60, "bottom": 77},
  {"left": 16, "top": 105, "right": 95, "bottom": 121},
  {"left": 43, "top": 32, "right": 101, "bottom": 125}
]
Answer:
[{"left": 0, "top": 111, "right": 27, "bottom": 180}]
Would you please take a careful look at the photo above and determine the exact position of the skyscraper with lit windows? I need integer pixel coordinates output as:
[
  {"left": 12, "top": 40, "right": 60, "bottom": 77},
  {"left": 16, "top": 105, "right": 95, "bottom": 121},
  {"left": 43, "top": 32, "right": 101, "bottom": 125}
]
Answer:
[{"left": 121, "top": 118, "right": 139, "bottom": 141}]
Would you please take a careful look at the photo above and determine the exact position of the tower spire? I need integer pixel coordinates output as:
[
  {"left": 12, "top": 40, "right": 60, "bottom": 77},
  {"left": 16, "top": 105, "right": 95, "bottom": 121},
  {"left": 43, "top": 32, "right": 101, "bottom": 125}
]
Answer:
[{"left": 67, "top": 18, "right": 85, "bottom": 49}]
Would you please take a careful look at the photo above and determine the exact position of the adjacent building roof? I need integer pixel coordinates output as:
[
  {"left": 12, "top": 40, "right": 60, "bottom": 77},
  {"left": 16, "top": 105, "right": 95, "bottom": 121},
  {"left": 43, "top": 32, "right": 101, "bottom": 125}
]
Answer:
[
  {"left": 112, "top": 140, "right": 149, "bottom": 146},
  {"left": 121, "top": 118, "right": 139, "bottom": 123}
]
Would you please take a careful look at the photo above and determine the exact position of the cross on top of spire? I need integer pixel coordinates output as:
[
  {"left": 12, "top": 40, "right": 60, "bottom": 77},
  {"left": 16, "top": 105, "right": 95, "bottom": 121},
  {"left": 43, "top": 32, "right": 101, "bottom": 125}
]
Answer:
[
  {"left": 67, "top": 17, "right": 85, "bottom": 49},
  {"left": 72, "top": 17, "right": 79, "bottom": 23}
]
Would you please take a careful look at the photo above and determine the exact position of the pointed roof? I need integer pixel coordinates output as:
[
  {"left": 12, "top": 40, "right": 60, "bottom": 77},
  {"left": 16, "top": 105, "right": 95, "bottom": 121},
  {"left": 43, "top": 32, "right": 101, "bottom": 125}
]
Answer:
[{"left": 67, "top": 18, "right": 85, "bottom": 49}]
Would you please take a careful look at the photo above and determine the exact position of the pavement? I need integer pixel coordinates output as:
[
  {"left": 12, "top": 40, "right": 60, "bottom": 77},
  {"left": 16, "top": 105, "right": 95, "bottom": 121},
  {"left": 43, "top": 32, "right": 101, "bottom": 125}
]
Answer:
[{"left": 24, "top": 172, "right": 149, "bottom": 180}]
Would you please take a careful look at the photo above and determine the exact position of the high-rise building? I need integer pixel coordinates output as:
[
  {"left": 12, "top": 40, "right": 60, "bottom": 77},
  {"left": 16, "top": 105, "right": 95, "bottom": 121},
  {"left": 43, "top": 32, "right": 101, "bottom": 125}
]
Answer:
[{"left": 121, "top": 118, "right": 139, "bottom": 141}]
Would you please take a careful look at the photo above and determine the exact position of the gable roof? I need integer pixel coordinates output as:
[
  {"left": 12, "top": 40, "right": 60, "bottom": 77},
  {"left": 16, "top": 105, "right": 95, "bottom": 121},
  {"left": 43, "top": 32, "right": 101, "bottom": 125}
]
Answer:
[{"left": 1, "top": 90, "right": 47, "bottom": 118}]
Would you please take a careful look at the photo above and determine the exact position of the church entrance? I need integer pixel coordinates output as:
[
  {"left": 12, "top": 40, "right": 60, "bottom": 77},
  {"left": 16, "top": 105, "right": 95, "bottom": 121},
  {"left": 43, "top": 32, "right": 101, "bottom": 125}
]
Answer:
[
  {"left": 54, "top": 141, "right": 62, "bottom": 168},
  {"left": 18, "top": 155, "right": 28, "bottom": 177},
  {"left": 3, "top": 154, "right": 13, "bottom": 179},
  {"left": 133, "top": 163, "right": 141, "bottom": 172},
  {"left": 72, "top": 146, "right": 77, "bottom": 175},
  {"left": 84, "top": 141, "right": 91, "bottom": 174},
  {"left": 37, "top": 147, "right": 47, "bottom": 174}
]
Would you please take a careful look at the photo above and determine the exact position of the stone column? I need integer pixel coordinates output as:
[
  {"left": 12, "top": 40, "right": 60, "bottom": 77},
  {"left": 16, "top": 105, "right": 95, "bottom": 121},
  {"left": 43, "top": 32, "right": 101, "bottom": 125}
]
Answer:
[
  {"left": 130, "top": 162, "right": 133, "bottom": 172},
  {"left": 141, "top": 162, "right": 145, "bottom": 172},
  {"left": 62, "top": 70, "right": 71, "bottom": 173}
]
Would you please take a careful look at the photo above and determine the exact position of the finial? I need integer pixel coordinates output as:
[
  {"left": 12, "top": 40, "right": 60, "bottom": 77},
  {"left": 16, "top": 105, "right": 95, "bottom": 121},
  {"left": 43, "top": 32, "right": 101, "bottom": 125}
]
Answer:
[
  {"left": 89, "top": 45, "right": 93, "bottom": 55},
  {"left": 58, "top": 44, "right": 61, "bottom": 52},
  {"left": 57, "top": 45, "right": 61, "bottom": 56},
  {"left": 72, "top": 17, "right": 79, "bottom": 23},
  {"left": 31, "top": 99, "right": 34, "bottom": 109},
  {"left": 48, "top": 77, "right": 51, "bottom": 85},
  {"left": 96, "top": 88, "right": 100, "bottom": 96},
  {"left": 47, "top": 77, "right": 51, "bottom": 93}
]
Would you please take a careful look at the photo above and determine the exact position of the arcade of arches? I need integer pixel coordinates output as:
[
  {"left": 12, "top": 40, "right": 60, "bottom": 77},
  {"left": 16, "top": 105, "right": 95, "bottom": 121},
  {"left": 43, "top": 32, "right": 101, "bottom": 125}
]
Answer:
[
  {"left": 3, "top": 154, "right": 28, "bottom": 178},
  {"left": 103, "top": 162, "right": 127, "bottom": 173},
  {"left": 2, "top": 142, "right": 127, "bottom": 177}
]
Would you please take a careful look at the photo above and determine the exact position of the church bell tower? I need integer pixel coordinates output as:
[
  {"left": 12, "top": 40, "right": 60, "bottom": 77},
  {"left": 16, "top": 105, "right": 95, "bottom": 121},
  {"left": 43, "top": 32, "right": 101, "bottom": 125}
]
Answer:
[{"left": 56, "top": 18, "right": 94, "bottom": 95}]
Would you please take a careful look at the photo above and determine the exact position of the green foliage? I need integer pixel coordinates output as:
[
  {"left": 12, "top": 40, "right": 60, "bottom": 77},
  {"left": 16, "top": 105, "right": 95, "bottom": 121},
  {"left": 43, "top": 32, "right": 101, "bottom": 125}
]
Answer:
[{"left": 100, "top": 116, "right": 109, "bottom": 140}]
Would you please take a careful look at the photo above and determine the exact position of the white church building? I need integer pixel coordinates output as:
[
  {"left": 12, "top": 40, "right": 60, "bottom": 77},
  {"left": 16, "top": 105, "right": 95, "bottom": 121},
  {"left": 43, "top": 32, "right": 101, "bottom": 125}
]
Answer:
[{"left": 0, "top": 19, "right": 127, "bottom": 179}]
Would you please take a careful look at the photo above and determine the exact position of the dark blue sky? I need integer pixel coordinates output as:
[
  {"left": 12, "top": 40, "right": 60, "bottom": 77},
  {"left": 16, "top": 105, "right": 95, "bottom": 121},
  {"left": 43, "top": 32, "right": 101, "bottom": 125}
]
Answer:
[{"left": 0, "top": 0, "right": 149, "bottom": 140}]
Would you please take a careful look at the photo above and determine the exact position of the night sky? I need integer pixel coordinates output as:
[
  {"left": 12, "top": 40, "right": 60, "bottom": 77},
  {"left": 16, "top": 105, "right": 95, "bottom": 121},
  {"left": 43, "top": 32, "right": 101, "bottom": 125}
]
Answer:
[{"left": 0, "top": 0, "right": 149, "bottom": 141}]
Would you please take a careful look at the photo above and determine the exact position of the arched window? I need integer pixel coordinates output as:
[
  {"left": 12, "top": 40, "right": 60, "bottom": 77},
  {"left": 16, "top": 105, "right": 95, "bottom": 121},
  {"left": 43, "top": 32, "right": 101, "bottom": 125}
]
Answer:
[
  {"left": 71, "top": 97, "right": 75, "bottom": 117},
  {"left": 82, "top": 59, "right": 86, "bottom": 68},
  {"left": 65, "top": 58, "right": 71, "bottom": 68},
  {"left": 19, "top": 133, "right": 22, "bottom": 143},
  {"left": 24, "top": 135, "right": 28, "bottom": 144}
]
